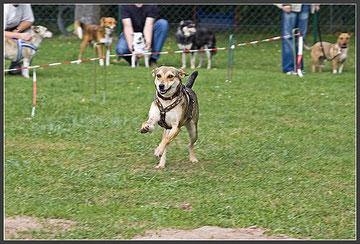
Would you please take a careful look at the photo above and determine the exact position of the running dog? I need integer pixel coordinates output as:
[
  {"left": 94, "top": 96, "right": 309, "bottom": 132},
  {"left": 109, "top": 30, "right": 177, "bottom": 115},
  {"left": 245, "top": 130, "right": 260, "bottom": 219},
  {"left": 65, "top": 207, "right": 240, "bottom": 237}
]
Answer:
[
  {"left": 131, "top": 32, "right": 149, "bottom": 68},
  {"left": 140, "top": 66, "right": 199, "bottom": 169},
  {"left": 175, "top": 20, "right": 216, "bottom": 69},
  {"left": 5, "top": 25, "right": 53, "bottom": 78},
  {"left": 74, "top": 17, "right": 117, "bottom": 66},
  {"left": 308, "top": 32, "right": 353, "bottom": 73}
]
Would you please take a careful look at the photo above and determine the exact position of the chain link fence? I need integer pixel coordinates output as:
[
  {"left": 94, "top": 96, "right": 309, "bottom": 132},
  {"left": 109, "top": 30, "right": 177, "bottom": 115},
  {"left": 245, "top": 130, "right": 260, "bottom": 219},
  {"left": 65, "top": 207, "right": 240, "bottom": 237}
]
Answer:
[{"left": 32, "top": 4, "right": 355, "bottom": 41}]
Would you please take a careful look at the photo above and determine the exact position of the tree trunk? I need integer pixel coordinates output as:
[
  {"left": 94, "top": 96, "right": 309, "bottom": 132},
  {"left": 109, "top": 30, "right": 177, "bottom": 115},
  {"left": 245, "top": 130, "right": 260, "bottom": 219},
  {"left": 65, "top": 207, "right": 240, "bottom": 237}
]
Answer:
[{"left": 74, "top": 5, "right": 100, "bottom": 25}]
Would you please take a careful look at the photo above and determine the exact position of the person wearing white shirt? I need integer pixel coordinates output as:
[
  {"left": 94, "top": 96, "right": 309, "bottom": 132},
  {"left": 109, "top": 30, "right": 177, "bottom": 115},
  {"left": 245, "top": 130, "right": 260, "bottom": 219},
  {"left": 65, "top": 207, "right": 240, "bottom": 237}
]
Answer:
[{"left": 4, "top": 4, "right": 35, "bottom": 75}]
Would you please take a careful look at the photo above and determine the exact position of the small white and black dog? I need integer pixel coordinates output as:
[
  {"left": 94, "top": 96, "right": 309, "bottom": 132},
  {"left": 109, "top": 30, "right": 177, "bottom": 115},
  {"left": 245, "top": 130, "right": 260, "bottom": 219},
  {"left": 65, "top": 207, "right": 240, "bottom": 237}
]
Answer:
[
  {"left": 175, "top": 20, "right": 216, "bottom": 69},
  {"left": 132, "top": 32, "right": 149, "bottom": 68}
]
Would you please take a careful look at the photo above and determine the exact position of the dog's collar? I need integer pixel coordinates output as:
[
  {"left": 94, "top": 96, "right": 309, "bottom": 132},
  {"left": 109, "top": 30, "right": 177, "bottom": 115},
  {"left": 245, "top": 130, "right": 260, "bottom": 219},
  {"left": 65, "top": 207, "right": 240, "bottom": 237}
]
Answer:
[{"left": 157, "top": 84, "right": 182, "bottom": 100}]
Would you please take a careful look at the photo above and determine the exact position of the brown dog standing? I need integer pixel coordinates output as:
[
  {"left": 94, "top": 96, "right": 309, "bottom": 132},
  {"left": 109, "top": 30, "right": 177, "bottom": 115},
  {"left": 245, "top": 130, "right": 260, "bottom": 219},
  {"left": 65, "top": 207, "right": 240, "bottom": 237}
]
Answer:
[
  {"left": 74, "top": 17, "right": 117, "bottom": 66},
  {"left": 140, "top": 66, "right": 199, "bottom": 169},
  {"left": 310, "top": 32, "right": 352, "bottom": 74}
]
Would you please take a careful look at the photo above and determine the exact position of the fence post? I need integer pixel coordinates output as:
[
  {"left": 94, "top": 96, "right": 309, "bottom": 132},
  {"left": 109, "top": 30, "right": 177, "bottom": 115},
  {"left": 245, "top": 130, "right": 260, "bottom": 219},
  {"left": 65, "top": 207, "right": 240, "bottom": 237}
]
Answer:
[
  {"left": 193, "top": 5, "right": 197, "bottom": 23},
  {"left": 31, "top": 69, "right": 37, "bottom": 118},
  {"left": 313, "top": 11, "right": 318, "bottom": 44},
  {"left": 292, "top": 28, "right": 299, "bottom": 72},
  {"left": 93, "top": 45, "right": 97, "bottom": 103},
  {"left": 226, "top": 34, "right": 235, "bottom": 82},
  {"left": 117, "top": 5, "right": 122, "bottom": 36}
]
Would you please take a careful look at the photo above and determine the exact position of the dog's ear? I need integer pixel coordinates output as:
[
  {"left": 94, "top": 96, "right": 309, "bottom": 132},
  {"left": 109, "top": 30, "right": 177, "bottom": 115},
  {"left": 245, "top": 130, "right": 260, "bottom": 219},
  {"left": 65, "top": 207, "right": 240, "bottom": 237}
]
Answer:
[
  {"left": 348, "top": 32, "right": 353, "bottom": 37},
  {"left": 152, "top": 68, "right": 159, "bottom": 77},
  {"left": 336, "top": 32, "right": 342, "bottom": 37},
  {"left": 178, "top": 69, "right": 188, "bottom": 79},
  {"left": 100, "top": 17, "right": 105, "bottom": 26},
  {"left": 32, "top": 26, "right": 40, "bottom": 33}
]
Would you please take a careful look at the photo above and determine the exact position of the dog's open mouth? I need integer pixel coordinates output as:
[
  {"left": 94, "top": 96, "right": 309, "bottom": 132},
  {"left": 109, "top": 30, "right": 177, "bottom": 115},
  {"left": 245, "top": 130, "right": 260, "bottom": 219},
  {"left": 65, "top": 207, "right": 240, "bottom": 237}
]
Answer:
[
  {"left": 106, "top": 27, "right": 116, "bottom": 33},
  {"left": 159, "top": 85, "right": 172, "bottom": 95}
]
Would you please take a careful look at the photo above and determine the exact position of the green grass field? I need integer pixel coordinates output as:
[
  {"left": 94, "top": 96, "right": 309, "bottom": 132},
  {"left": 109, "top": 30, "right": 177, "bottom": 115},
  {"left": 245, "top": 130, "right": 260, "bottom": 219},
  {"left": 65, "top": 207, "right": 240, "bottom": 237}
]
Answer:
[{"left": 4, "top": 33, "right": 355, "bottom": 240}]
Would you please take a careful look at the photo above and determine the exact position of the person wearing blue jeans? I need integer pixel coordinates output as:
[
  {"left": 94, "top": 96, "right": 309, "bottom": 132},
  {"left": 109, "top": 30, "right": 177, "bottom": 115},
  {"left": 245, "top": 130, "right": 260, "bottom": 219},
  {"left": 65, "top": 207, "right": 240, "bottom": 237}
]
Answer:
[
  {"left": 276, "top": 4, "right": 320, "bottom": 75},
  {"left": 115, "top": 4, "right": 169, "bottom": 66}
]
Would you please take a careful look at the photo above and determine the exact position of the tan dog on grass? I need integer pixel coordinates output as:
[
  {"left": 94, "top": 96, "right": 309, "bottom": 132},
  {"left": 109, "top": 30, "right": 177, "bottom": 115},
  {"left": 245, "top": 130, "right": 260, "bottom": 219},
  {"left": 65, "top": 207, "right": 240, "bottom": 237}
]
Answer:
[
  {"left": 309, "top": 32, "right": 353, "bottom": 74},
  {"left": 140, "top": 66, "right": 199, "bottom": 169},
  {"left": 5, "top": 25, "right": 53, "bottom": 78},
  {"left": 74, "top": 17, "right": 117, "bottom": 66}
]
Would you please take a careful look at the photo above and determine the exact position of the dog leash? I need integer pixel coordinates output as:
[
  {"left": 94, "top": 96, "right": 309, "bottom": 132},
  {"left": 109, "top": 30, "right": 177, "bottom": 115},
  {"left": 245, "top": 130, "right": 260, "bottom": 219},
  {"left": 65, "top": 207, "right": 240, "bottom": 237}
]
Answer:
[{"left": 316, "top": 14, "right": 342, "bottom": 61}]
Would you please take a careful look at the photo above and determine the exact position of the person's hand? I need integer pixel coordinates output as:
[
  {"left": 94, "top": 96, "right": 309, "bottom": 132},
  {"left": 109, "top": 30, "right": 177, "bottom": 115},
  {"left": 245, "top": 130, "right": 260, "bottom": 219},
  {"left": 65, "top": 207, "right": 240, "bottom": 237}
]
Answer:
[
  {"left": 19, "top": 32, "right": 32, "bottom": 41},
  {"left": 145, "top": 42, "right": 151, "bottom": 51},
  {"left": 282, "top": 5, "right": 291, "bottom": 13},
  {"left": 314, "top": 5, "right": 320, "bottom": 12}
]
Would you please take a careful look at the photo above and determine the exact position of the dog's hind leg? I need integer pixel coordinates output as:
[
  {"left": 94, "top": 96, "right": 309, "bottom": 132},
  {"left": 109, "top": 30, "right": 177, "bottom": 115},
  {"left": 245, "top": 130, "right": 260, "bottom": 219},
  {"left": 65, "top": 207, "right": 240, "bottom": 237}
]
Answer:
[
  {"left": 78, "top": 38, "right": 88, "bottom": 62},
  {"left": 190, "top": 52, "right": 196, "bottom": 69},
  {"left": 197, "top": 52, "right": 204, "bottom": 68},
  {"left": 185, "top": 122, "right": 198, "bottom": 163},
  {"left": 156, "top": 129, "right": 170, "bottom": 169},
  {"left": 181, "top": 52, "right": 186, "bottom": 69},
  {"left": 206, "top": 49, "right": 211, "bottom": 70}
]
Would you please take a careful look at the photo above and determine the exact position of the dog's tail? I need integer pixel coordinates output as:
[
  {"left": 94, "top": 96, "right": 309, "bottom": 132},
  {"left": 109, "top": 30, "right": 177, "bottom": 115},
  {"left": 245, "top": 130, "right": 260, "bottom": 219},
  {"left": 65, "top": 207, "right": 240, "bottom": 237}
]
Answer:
[
  {"left": 303, "top": 38, "right": 311, "bottom": 50},
  {"left": 74, "top": 21, "right": 84, "bottom": 39},
  {"left": 185, "top": 71, "right": 198, "bottom": 89}
]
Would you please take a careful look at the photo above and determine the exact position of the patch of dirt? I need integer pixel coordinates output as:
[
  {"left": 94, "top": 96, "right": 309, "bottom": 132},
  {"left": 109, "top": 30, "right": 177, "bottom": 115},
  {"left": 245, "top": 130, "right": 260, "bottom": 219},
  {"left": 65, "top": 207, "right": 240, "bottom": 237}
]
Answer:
[
  {"left": 5, "top": 216, "right": 76, "bottom": 240},
  {"left": 173, "top": 203, "right": 192, "bottom": 211},
  {"left": 132, "top": 225, "right": 305, "bottom": 240}
]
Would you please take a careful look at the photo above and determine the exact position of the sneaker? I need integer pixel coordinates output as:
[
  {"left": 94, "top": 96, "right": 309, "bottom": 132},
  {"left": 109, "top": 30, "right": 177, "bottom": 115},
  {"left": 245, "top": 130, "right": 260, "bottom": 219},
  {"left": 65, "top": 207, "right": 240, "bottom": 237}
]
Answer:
[
  {"left": 285, "top": 71, "right": 297, "bottom": 75},
  {"left": 149, "top": 58, "right": 157, "bottom": 67},
  {"left": 8, "top": 61, "right": 22, "bottom": 75}
]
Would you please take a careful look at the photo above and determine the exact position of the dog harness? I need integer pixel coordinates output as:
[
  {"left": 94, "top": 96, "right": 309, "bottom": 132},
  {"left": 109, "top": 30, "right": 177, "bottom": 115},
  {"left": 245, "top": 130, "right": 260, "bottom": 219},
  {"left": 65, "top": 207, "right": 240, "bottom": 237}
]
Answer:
[
  {"left": 320, "top": 42, "right": 342, "bottom": 61},
  {"left": 15, "top": 39, "right": 37, "bottom": 63},
  {"left": 327, "top": 47, "right": 342, "bottom": 61},
  {"left": 155, "top": 85, "right": 195, "bottom": 130}
]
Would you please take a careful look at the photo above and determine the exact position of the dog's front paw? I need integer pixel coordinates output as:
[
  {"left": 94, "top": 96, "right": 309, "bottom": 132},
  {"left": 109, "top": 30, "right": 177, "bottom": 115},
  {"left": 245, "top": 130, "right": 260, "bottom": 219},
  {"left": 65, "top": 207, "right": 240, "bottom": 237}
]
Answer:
[
  {"left": 140, "top": 122, "right": 154, "bottom": 134},
  {"left": 155, "top": 164, "right": 165, "bottom": 169},
  {"left": 154, "top": 146, "right": 164, "bottom": 157},
  {"left": 190, "top": 157, "right": 198, "bottom": 163},
  {"left": 140, "top": 123, "right": 149, "bottom": 133}
]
